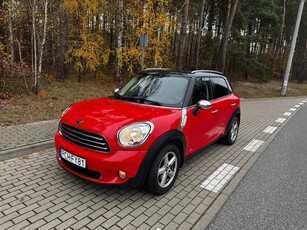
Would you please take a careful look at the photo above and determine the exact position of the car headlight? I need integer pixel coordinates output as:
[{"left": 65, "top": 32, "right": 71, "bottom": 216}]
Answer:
[
  {"left": 118, "top": 122, "right": 154, "bottom": 147},
  {"left": 61, "top": 105, "right": 72, "bottom": 117}
]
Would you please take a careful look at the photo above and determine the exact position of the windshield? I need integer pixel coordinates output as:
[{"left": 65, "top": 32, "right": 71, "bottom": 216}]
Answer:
[{"left": 115, "top": 74, "right": 189, "bottom": 108}]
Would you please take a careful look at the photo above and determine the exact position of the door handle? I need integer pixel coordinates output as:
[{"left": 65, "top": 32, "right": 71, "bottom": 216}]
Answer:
[
  {"left": 231, "top": 103, "right": 236, "bottom": 107},
  {"left": 212, "top": 110, "right": 218, "bottom": 114}
]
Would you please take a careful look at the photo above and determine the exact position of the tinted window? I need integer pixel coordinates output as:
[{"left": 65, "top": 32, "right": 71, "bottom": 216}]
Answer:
[
  {"left": 191, "top": 78, "right": 213, "bottom": 105},
  {"left": 211, "top": 78, "right": 230, "bottom": 99}
]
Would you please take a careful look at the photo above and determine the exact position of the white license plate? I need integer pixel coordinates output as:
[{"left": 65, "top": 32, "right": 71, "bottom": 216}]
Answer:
[{"left": 60, "top": 149, "right": 86, "bottom": 169}]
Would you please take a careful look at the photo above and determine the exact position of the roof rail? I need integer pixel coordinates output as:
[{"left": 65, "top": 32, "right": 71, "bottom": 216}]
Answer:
[
  {"left": 143, "top": 68, "right": 172, "bottom": 72},
  {"left": 141, "top": 68, "right": 183, "bottom": 75},
  {"left": 191, "top": 70, "right": 224, "bottom": 75}
]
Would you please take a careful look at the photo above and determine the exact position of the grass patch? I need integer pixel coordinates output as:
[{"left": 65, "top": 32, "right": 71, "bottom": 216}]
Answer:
[
  {"left": 233, "top": 81, "right": 307, "bottom": 98},
  {"left": 0, "top": 79, "right": 306, "bottom": 127},
  {"left": 0, "top": 79, "right": 117, "bottom": 127}
]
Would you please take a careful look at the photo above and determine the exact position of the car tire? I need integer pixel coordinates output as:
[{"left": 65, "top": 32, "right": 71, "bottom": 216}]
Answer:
[
  {"left": 145, "top": 144, "right": 180, "bottom": 195},
  {"left": 223, "top": 116, "right": 239, "bottom": 145}
]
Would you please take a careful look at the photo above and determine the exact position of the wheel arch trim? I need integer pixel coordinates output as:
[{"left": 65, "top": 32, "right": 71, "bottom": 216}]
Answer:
[
  {"left": 225, "top": 108, "right": 241, "bottom": 135},
  {"left": 126, "top": 130, "right": 186, "bottom": 187}
]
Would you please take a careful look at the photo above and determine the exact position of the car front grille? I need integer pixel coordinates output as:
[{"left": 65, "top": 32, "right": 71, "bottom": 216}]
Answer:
[{"left": 61, "top": 123, "right": 110, "bottom": 152}]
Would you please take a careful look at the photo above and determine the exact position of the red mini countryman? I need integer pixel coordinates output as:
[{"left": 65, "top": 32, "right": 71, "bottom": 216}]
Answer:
[{"left": 55, "top": 69, "right": 240, "bottom": 194}]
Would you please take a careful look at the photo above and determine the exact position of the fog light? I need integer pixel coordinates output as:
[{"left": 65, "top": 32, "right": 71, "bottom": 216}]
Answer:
[{"left": 119, "top": 171, "right": 126, "bottom": 179}]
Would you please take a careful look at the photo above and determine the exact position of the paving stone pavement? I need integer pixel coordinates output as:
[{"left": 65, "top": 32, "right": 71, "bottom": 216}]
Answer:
[
  {"left": 0, "top": 97, "right": 306, "bottom": 230},
  {"left": 0, "top": 120, "right": 59, "bottom": 160}
]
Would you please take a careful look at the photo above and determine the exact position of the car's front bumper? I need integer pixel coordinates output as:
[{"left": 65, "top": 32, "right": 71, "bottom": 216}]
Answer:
[{"left": 54, "top": 133, "right": 147, "bottom": 185}]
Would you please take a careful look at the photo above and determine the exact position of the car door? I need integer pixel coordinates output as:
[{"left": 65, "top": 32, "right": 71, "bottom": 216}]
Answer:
[
  {"left": 183, "top": 77, "right": 219, "bottom": 155},
  {"left": 210, "top": 77, "right": 237, "bottom": 135}
]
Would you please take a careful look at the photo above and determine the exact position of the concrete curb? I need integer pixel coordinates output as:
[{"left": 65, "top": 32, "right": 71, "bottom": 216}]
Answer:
[{"left": 0, "top": 140, "right": 54, "bottom": 161}]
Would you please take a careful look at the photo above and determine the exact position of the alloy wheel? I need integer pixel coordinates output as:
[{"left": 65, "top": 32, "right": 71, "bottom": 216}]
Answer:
[
  {"left": 230, "top": 120, "right": 238, "bottom": 142},
  {"left": 157, "top": 151, "right": 178, "bottom": 188}
]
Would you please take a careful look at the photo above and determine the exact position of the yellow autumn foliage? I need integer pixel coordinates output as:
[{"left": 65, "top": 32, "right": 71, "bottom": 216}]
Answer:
[
  {"left": 64, "top": 0, "right": 109, "bottom": 75},
  {"left": 119, "top": 0, "right": 172, "bottom": 74},
  {"left": 63, "top": 0, "right": 173, "bottom": 75}
]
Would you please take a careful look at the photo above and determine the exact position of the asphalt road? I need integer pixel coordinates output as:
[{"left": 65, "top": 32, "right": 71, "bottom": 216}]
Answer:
[{"left": 207, "top": 104, "right": 307, "bottom": 229}]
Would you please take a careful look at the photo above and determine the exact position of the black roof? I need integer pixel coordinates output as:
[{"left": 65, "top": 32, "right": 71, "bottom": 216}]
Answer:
[
  {"left": 141, "top": 68, "right": 226, "bottom": 78},
  {"left": 142, "top": 68, "right": 180, "bottom": 75}
]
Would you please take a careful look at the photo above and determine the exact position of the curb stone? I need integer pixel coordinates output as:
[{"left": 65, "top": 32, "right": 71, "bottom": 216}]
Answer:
[{"left": 0, "top": 140, "right": 54, "bottom": 161}]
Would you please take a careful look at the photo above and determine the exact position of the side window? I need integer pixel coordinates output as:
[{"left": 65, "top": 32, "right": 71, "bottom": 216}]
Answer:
[
  {"left": 191, "top": 78, "right": 213, "bottom": 105},
  {"left": 211, "top": 77, "right": 230, "bottom": 99}
]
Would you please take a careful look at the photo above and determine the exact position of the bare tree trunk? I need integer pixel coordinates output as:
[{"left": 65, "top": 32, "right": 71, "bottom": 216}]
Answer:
[
  {"left": 155, "top": 26, "right": 161, "bottom": 67},
  {"left": 17, "top": 40, "right": 22, "bottom": 62},
  {"left": 185, "top": 23, "right": 191, "bottom": 67},
  {"left": 195, "top": 0, "right": 207, "bottom": 69},
  {"left": 116, "top": 0, "right": 123, "bottom": 86},
  {"left": 176, "top": 0, "right": 189, "bottom": 71},
  {"left": 57, "top": 1, "right": 68, "bottom": 82},
  {"left": 170, "top": 9, "right": 177, "bottom": 58},
  {"left": 293, "top": 36, "right": 307, "bottom": 83},
  {"left": 244, "top": 15, "right": 253, "bottom": 80},
  {"left": 51, "top": 32, "right": 55, "bottom": 67},
  {"left": 0, "top": 0, "right": 3, "bottom": 44},
  {"left": 32, "top": 0, "right": 38, "bottom": 93},
  {"left": 32, "top": 0, "right": 48, "bottom": 94},
  {"left": 7, "top": 0, "right": 14, "bottom": 87},
  {"left": 207, "top": 0, "right": 215, "bottom": 33},
  {"left": 301, "top": 45, "right": 307, "bottom": 82},
  {"left": 215, "top": 0, "right": 239, "bottom": 72},
  {"left": 37, "top": 0, "right": 48, "bottom": 93},
  {"left": 6, "top": 2, "right": 14, "bottom": 64},
  {"left": 8, "top": 7, "right": 14, "bottom": 64},
  {"left": 0, "top": 0, "right": 5, "bottom": 91},
  {"left": 275, "top": 0, "right": 287, "bottom": 76}
]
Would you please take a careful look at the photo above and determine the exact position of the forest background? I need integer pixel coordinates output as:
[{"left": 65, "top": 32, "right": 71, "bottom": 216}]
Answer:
[{"left": 0, "top": 0, "right": 307, "bottom": 126}]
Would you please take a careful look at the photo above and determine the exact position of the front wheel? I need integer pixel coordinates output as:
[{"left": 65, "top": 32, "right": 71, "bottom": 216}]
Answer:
[
  {"left": 145, "top": 144, "right": 180, "bottom": 195},
  {"left": 223, "top": 116, "right": 239, "bottom": 145}
]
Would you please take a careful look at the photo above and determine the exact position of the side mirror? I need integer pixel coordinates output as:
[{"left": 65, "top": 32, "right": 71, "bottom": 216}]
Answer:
[
  {"left": 193, "top": 100, "right": 211, "bottom": 116},
  {"left": 197, "top": 100, "right": 212, "bottom": 110}
]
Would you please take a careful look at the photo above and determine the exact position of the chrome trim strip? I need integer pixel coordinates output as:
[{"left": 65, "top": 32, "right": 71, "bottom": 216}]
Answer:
[
  {"left": 178, "top": 108, "right": 187, "bottom": 131},
  {"left": 62, "top": 134, "right": 109, "bottom": 151},
  {"left": 62, "top": 125, "right": 103, "bottom": 141},
  {"left": 62, "top": 130, "right": 107, "bottom": 146}
]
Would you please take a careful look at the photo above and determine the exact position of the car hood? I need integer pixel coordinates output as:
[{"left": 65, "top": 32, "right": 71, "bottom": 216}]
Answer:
[{"left": 61, "top": 97, "right": 182, "bottom": 138}]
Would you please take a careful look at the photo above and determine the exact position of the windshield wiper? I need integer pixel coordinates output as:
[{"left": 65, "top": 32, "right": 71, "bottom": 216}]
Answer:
[
  {"left": 122, "top": 96, "right": 161, "bottom": 106},
  {"left": 114, "top": 94, "right": 129, "bottom": 101},
  {"left": 141, "top": 99, "right": 161, "bottom": 106}
]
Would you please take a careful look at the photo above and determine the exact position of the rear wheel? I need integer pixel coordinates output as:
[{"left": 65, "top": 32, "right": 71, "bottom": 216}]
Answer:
[
  {"left": 223, "top": 116, "right": 239, "bottom": 145},
  {"left": 145, "top": 144, "right": 180, "bottom": 195}
]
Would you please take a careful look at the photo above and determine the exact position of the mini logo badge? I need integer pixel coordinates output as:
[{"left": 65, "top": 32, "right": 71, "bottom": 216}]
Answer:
[{"left": 76, "top": 119, "right": 83, "bottom": 124}]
